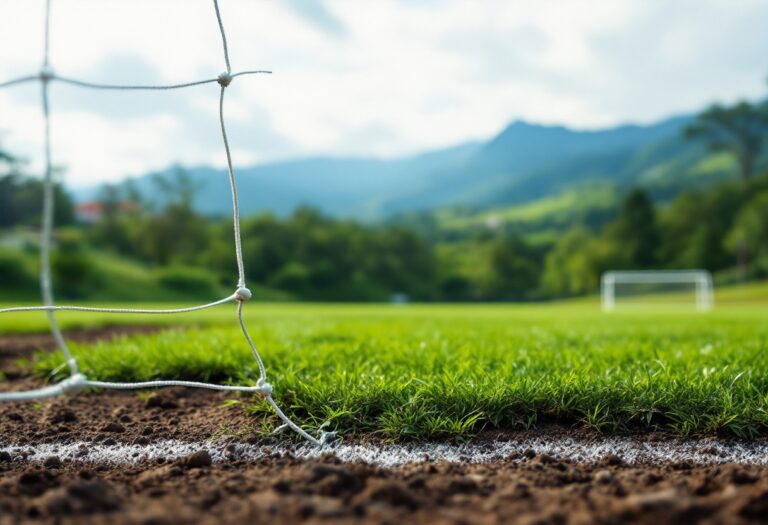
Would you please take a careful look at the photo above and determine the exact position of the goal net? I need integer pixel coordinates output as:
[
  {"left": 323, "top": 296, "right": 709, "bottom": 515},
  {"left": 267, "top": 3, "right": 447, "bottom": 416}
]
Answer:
[
  {"left": 0, "top": 0, "right": 329, "bottom": 446},
  {"left": 601, "top": 270, "right": 714, "bottom": 312}
]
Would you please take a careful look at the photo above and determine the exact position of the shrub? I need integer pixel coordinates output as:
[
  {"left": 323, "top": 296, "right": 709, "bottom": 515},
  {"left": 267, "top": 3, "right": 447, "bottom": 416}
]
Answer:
[
  {"left": 56, "top": 227, "right": 88, "bottom": 253},
  {"left": 155, "top": 266, "right": 219, "bottom": 297},
  {"left": 52, "top": 252, "right": 95, "bottom": 299},
  {"left": 0, "top": 251, "right": 36, "bottom": 290}
]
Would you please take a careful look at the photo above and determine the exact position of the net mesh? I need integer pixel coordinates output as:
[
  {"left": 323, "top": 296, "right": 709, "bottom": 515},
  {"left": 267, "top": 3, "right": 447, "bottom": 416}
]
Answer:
[{"left": 0, "top": 0, "right": 328, "bottom": 446}]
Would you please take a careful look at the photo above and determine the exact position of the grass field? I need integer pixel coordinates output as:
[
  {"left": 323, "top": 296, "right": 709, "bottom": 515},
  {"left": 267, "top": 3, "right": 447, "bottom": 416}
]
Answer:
[{"left": 3, "top": 281, "right": 768, "bottom": 441}]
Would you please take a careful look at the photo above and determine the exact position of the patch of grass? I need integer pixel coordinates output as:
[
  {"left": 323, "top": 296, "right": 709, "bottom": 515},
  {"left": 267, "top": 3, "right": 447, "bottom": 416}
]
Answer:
[{"left": 29, "top": 299, "right": 768, "bottom": 441}]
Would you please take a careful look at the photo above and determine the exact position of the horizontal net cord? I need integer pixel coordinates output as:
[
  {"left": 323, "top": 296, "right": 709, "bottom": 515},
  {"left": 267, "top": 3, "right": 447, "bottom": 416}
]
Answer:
[
  {"left": 83, "top": 379, "right": 270, "bottom": 394},
  {"left": 0, "top": 376, "right": 267, "bottom": 400},
  {"left": 0, "top": 71, "right": 271, "bottom": 91},
  {"left": 0, "top": 376, "right": 323, "bottom": 446},
  {"left": 0, "top": 75, "right": 38, "bottom": 88},
  {"left": 0, "top": 373, "right": 85, "bottom": 401},
  {"left": 53, "top": 70, "right": 271, "bottom": 90},
  {"left": 0, "top": 292, "right": 239, "bottom": 315},
  {"left": 0, "top": 382, "right": 73, "bottom": 401}
]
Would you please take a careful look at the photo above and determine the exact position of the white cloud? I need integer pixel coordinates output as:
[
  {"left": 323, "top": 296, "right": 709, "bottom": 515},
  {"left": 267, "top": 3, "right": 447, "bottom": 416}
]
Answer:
[{"left": 0, "top": 0, "right": 766, "bottom": 187}]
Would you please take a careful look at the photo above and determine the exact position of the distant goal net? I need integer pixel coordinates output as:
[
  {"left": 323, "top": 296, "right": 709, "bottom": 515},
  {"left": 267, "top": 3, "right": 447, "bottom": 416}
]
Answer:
[{"left": 601, "top": 270, "right": 714, "bottom": 312}]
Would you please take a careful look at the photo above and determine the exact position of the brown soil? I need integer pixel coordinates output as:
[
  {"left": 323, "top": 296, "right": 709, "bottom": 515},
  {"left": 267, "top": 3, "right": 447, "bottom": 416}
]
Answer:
[{"left": 2, "top": 329, "right": 768, "bottom": 524}]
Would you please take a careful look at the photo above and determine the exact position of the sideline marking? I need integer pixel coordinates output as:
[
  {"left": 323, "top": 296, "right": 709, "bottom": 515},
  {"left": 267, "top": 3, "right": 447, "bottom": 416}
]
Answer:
[{"left": 3, "top": 437, "right": 768, "bottom": 468}]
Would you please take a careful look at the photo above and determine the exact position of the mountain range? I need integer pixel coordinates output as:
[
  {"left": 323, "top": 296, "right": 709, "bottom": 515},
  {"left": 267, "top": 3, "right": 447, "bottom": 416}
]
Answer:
[{"left": 75, "top": 113, "right": 742, "bottom": 226}]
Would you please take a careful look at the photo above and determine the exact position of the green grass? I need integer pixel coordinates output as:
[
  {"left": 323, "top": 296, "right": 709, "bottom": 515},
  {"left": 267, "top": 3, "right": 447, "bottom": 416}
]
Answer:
[{"left": 19, "top": 284, "right": 768, "bottom": 441}]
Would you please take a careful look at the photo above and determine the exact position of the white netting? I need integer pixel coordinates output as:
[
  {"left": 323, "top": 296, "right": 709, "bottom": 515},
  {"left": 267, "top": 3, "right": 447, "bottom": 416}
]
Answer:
[{"left": 0, "top": 0, "right": 329, "bottom": 447}]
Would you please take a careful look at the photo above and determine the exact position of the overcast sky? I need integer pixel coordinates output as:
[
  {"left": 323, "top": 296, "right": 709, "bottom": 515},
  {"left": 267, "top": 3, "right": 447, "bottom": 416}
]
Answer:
[{"left": 0, "top": 0, "right": 766, "bottom": 187}]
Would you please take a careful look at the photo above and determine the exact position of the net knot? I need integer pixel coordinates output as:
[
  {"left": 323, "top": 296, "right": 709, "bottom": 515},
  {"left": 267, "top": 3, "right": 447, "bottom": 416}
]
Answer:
[
  {"left": 39, "top": 66, "right": 54, "bottom": 83},
  {"left": 257, "top": 378, "right": 272, "bottom": 397},
  {"left": 234, "top": 287, "right": 252, "bottom": 302},
  {"left": 59, "top": 373, "right": 87, "bottom": 393},
  {"left": 217, "top": 72, "right": 232, "bottom": 87}
]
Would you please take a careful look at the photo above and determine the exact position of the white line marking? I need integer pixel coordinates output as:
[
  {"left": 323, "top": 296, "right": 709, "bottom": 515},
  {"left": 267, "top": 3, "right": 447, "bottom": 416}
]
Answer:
[{"left": 3, "top": 436, "right": 768, "bottom": 468}]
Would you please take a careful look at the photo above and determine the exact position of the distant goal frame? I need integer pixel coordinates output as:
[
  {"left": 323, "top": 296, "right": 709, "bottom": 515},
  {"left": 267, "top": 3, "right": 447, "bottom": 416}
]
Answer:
[{"left": 601, "top": 270, "right": 714, "bottom": 312}]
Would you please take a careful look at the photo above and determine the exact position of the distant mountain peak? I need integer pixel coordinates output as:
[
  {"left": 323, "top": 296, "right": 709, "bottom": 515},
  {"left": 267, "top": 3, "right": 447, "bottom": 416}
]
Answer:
[{"left": 72, "top": 111, "right": 726, "bottom": 224}]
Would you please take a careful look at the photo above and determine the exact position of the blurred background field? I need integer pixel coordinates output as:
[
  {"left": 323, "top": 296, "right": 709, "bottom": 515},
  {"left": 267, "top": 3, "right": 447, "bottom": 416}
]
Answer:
[{"left": 3, "top": 279, "right": 767, "bottom": 334}]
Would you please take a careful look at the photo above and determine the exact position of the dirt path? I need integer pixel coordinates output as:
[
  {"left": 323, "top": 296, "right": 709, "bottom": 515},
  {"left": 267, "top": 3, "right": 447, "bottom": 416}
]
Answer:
[{"left": 2, "top": 330, "right": 768, "bottom": 524}]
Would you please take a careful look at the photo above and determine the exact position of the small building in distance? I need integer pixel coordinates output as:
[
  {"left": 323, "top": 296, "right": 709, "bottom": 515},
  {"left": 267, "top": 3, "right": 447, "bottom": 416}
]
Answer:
[{"left": 75, "top": 201, "right": 140, "bottom": 224}]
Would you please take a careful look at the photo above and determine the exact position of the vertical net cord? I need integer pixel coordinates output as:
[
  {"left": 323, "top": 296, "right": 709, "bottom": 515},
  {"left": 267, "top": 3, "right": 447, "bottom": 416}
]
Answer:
[
  {"left": 237, "top": 301, "right": 266, "bottom": 382},
  {"left": 212, "top": 0, "right": 322, "bottom": 446},
  {"left": 213, "top": 0, "right": 232, "bottom": 75},
  {"left": 218, "top": 87, "right": 246, "bottom": 289},
  {"left": 42, "top": 0, "right": 50, "bottom": 68},
  {"left": 39, "top": 0, "right": 78, "bottom": 377}
]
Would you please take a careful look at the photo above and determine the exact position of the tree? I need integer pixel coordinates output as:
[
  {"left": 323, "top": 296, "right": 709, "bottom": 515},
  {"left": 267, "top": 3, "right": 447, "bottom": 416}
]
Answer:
[
  {"left": 541, "top": 227, "right": 619, "bottom": 296},
  {"left": 481, "top": 235, "right": 539, "bottom": 299},
  {"left": 0, "top": 174, "right": 75, "bottom": 228},
  {"left": 725, "top": 191, "right": 768, "bottom": 277},
  {"left": 131, "top": 168, "right": 208, "bottom": 265},
  {"left": 605, "top": 189, "right": 660, "bottom": 268},
  {"left": 91, "top": 183, "right": 134, "bottom": 254},
  {"left": 684, "top": 101, "right": 768, "bottom": 184},
  {"left": 152, "top": 166, "right": 201, "bottom": 211},
  {"left": 684, "top": 101, "right": 768, "bottom": 277},
  {"left": 658, "top": 183, "right": 743, "bottom": 271}
]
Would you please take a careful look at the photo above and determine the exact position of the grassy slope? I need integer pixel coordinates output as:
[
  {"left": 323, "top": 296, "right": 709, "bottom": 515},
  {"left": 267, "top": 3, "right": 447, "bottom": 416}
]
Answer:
[
  {"left": 435, "top": 184, "right": 619, "bottom": 232},
  {"left": 430, "top": 151, "right": 739, "bottom": 240},
  {"left": 0, "top": 244, "right": 290, "bottom": 305},
  {"left": 18, "top": 281, "right": 768, "bottom": 441}
]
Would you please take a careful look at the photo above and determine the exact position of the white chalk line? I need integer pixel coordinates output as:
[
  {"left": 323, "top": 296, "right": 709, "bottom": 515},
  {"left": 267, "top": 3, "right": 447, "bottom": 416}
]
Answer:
[{"left": 3, "top": 436, "right": 768, "bottom": 468}]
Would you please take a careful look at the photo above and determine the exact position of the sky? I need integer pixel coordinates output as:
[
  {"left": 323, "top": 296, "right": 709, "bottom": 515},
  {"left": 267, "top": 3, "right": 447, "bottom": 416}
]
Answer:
[{"left": 0, "top": 0, "right": 767, "bottom": 188}]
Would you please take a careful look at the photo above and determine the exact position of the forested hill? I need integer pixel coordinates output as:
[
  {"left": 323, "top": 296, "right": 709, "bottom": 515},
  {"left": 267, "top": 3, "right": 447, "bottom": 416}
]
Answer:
[{"left": 75, "top": 113, "right": 743, "bottom": 221}]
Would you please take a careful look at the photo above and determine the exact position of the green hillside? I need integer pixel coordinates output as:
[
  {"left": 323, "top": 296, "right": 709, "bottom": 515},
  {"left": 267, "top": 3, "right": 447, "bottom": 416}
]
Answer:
[
  {"left": 434, "top": 184, "right": 620, "bottom": 238},
  {"left": 416, "top": 147, "right": 742, "bottom": 240}
]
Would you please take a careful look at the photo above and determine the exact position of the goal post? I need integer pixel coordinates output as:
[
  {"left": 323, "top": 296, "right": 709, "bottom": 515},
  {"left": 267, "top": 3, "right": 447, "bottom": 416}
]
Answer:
[{"left": 601, "top": 270, "right": 714, "bottom": 312}]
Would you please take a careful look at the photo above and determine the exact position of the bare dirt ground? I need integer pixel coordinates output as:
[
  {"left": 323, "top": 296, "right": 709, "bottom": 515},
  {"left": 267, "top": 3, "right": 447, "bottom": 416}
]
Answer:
[{"left": 2, "top": 329, "right": 768, "bottom": 524}]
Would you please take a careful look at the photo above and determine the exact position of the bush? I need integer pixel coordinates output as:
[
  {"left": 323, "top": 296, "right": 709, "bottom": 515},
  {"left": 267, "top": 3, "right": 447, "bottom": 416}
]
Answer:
[
  {"left": 53, "top": 252, "right": 95, "bottom": 299},
  {"left": 268, "top": 262, "right": 311, "bottom": 293},
  {"left": 56, "top": 227, "right": 88, "bottom": 253},
  {"left": 155, "top": 266, "right": 219, "bottom": 297},
  {"left": 0, "top": 251, "right": 36, "bottom": 290}
]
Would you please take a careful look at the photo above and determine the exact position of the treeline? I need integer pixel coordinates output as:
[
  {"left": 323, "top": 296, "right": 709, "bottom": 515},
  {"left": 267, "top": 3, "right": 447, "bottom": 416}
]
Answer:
[
  {"left": 0, "top": 170, "right": 74, "bottom": 228},
  {"left": 2, "top": 169, "right": 767, "bottom": 302},
  {"left": 541, "top": 176, "right": 768, "bottom": 296},
  {"left": 1, "top": 93, "right": 767, "bottom": 301}
]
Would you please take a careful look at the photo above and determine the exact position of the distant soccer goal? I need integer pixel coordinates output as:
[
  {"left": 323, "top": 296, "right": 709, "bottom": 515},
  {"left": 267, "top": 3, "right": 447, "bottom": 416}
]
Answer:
[{"left": 601, "top": 270, "right": 714, "bottom": 312}]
